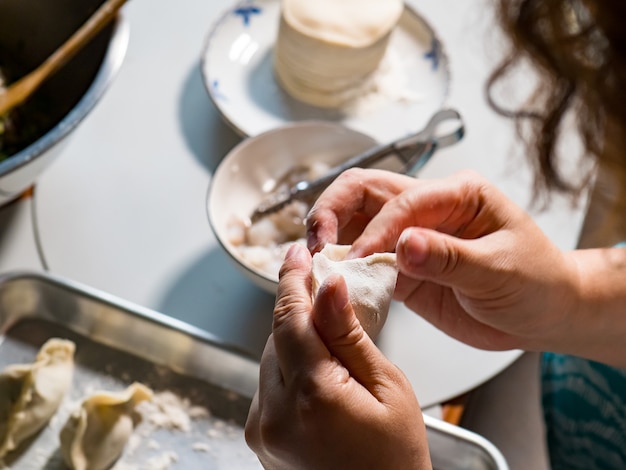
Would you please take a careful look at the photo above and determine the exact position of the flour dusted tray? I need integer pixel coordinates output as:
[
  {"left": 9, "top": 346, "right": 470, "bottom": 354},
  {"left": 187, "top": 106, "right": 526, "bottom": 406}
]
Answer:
[
  {"left": 0, "top": 271, "right": 260, "bottom": 469},
  {"left": 0, "top": 271, "right": 508, "bottom": 469}
]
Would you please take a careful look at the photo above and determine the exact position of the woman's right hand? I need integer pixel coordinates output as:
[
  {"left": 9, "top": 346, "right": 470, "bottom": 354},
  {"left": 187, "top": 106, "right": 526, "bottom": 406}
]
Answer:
[
  {"left": 306, "top": 168, "right": 582, "bottom": 354},
  {"left": 245, "top": 244, "right": 431, "bottom": 470}
]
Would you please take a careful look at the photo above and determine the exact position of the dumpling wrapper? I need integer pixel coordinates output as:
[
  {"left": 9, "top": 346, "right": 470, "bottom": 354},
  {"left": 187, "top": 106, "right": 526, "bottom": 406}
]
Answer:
[
  {"left": 311, "top": 244, "right": 398, "bottom": 339},
  {"left": 282, "top": 0, "right": 404, "bottom": 46},
  {"left": 0, "top": 338, "right": 75, "bottom": 458},
  {"left": 60, "top": 382, "right": 153, "bottom": 470}
]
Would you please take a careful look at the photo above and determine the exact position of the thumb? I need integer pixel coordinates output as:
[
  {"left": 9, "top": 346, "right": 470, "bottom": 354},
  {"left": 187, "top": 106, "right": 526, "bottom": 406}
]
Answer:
[
  {"left": 312, "top": 274, "right": 392, "bottom": 389},
  {"left": 396, "top": 226, "right": 498, "bottom": 291}
]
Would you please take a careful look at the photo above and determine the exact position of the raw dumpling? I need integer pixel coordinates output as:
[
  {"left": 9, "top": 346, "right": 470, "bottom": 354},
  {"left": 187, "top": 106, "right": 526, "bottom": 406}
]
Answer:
[
  {"left": 0, "top": 338, "right": 75, "bottom": 458},
  {"left": 311, "top": 244, "right": 398, "bottom": 339},
  {"left": 60, "top": 382, "right": 153, "bottom": 470}
]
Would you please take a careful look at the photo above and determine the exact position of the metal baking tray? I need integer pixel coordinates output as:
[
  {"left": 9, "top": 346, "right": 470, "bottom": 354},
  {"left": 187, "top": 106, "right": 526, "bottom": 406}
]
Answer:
[{"left": 0, "top": 271, "right": 508, "bottom": 469}]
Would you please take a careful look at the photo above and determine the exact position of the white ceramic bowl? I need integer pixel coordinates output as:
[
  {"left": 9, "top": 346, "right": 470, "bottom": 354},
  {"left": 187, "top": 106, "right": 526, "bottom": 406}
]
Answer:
[{"left": 207, "top": 121, "right": 377, "bottom": 293}]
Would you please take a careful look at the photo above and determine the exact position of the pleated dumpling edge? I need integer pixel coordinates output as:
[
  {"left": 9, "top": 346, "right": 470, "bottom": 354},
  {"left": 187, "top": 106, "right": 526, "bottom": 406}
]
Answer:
[
  {"left": 59, "top": 382, "right": 153, "bottom": 470},
  {"left": 0, "top": 337, "right": 75, "bottom": 459},
  {"left": 311, "top": 243, "right": 398, "bottom": 339}
]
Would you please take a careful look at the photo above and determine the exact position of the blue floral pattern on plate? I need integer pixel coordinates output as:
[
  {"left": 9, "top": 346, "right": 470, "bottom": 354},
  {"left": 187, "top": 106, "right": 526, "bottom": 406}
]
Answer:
[
  {"left": 233, "top": 2, "right": 262, "bottom": 27},
  {"left": 211, "top": 80, "right": 227, "bottom": 102},
  {"left": 424, "top": 38, "right": 441, "bottom": 71}
]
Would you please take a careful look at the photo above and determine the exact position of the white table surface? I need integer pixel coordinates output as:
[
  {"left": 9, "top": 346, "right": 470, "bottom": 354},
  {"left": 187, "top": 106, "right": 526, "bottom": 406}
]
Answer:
[
  {"left": 30, "top": 0, "right": 588, "bottom": 408},
  {"left": 0, "top": 195, "right": 41, "bottom": 272}
]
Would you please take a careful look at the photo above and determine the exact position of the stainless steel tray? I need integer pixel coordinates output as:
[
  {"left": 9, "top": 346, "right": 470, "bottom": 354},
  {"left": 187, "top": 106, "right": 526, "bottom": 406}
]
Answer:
[{"left": 0, "top": 271, "right": 508, "bottom": 469}]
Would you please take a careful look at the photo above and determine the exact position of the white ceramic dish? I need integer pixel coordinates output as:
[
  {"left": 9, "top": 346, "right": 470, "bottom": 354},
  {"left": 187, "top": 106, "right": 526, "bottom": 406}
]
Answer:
[
  {"left": 207, "top": 121, "right": 377, "bottom": 293},
  {"left": 201, "top": 0, "right": 450, "bottom": 142}
]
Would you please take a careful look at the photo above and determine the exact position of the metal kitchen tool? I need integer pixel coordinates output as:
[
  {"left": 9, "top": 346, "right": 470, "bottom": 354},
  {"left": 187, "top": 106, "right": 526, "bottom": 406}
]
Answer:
[{"left": 250, "top": 108, "right": 464, "bottom": 223}]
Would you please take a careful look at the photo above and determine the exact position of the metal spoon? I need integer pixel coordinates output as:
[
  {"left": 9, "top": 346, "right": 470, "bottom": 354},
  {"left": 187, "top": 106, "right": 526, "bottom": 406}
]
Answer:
[
  {"left": 250, "top": 108, "right": 465, "bottom": 223},
  {"left": 0, "top": 0, "right": 129, "bottom": 117}
]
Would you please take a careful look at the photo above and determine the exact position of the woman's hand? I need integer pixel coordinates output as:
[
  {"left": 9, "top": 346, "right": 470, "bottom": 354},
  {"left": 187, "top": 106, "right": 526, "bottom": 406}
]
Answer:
[
  {"left": 245, "top": 244, "right": 431, "bottom": 470},
  {"left": 306, "top": 168, "right": 581, "bottom": 353}
]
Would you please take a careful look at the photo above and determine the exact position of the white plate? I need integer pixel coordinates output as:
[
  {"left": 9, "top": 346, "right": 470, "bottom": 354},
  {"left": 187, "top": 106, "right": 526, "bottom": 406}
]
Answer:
[{"left": 201, "top": 0, "right": 451, "bottom": 142}]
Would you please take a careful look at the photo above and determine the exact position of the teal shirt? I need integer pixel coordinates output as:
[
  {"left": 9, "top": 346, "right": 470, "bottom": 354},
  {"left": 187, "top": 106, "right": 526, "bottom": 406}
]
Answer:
[{"left": 542, "top": 353, "right": 626, "bottom": 469}]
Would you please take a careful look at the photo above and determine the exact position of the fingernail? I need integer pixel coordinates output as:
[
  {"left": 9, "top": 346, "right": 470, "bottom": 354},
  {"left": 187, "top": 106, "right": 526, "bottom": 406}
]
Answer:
[
  {"left": 318, "top": 275, "right": 350, "bottom": 317},
  {"left": 306, "top": 227, "right": 320, "bottom": 253},
  {"left": 398, "top": 229, "right": 428, "bottom": 267},
  {"left": 286, "top": 243, "right": 304, "bottom": 261},
  {"left": 331, "top": 278, "right": 350, "bottom": 315}
]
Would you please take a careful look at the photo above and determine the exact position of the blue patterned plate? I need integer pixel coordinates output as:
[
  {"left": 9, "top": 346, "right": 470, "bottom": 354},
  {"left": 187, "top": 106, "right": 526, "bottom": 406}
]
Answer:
[{"left": 201, "top": 0, "right": 451, "bottom": 142}]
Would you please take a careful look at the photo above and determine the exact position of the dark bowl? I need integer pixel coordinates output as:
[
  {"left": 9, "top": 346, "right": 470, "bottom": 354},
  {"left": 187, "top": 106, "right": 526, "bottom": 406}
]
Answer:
[{"left": 0, "top": 0, "right": 129, "bottom": 204}]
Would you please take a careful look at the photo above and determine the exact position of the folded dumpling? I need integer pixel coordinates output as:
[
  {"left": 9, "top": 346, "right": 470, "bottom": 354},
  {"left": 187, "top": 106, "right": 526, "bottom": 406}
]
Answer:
[
  {"left": 311, "top": 244, "right": 398, "bottom": 339},
  {"left": 0, "top": 338, "right": 75, "bottom": 458},
  {"left": 60, "top": 382, "right": 153, "bottom": 470}
]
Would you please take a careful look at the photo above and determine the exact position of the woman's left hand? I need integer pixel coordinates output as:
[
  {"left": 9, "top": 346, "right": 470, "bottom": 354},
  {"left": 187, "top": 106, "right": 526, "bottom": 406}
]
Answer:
[{"left": 245, "top": 244, "right": 431, "bottom": 470}]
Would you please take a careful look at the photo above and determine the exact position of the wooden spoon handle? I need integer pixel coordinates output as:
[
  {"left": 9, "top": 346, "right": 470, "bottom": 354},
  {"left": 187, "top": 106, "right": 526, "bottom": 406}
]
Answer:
[{"left": 0, "top": 0, "right": 129, "bottom": 116}]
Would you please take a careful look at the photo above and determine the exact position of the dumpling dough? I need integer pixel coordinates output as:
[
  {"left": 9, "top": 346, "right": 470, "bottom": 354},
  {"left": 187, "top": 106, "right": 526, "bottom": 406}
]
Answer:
[
  {"left": 281, "top": 0, "right": 403, "bottom": 47},
  {"left": 0, "top": 338, "right": 75, "bottom": 458},
  {"left": 311, "top": 244, "right": 398, "bottom": 339},
  {"left": 275, "top": 0, "right": 404, "bottom": 107},
  {"left": 60, "top": 382, "right": 153, "bottom": 470}
]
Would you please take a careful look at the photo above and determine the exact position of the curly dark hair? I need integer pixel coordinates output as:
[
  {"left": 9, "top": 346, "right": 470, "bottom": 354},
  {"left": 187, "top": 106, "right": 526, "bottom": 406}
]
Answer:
[{"left": 487, "top": 0, "right": 626, "bottom": 207}]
